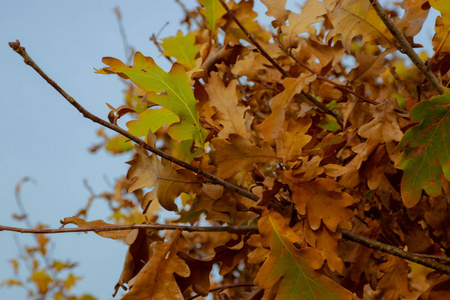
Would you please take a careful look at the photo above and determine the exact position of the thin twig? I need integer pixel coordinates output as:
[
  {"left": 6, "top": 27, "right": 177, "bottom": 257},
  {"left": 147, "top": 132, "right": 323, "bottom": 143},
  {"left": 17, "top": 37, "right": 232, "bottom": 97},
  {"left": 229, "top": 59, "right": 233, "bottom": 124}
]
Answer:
[
  {"left": 114, "top": 7, "right": 134, "bottom": 64},
  {"left": 150, "top": 22, "right": 174, "bottom": 64},
  {"left": 8, "top": 40, "right": 259, "bottom": 202},
  {"left": 217, "top": 0, "right": 343, "bottom": 123},
  {"left": 369, "top": 0, "right": 445, "bottom": 95},
  {"left": 411, "top": 253, "right": 450, "bottom": 263},
  {"left": 341, "top": 230, "right": 450, "bottom": 275},
  {"left": 0, "top": 224, "right": 259, "bottom": 234},
  {"left": 174, "top": 0, "right": 201, "bottom": 28},
  {"left": 185, "top": 283, "right": 255, "bottom": 300},
  {"left": 14, "top": 177, "right": 35, "bottom": 227}
]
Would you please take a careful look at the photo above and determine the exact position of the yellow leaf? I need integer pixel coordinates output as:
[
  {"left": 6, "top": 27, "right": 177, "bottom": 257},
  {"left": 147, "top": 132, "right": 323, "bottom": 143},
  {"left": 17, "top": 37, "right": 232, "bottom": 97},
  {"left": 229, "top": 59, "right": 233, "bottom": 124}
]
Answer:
[
  {"left": 99, "top": 52, "right": 206, "bottom": 146},
  {"left": 200, "top": 0, "right": 226, "bottom": 34},
  {"left": 161, "top": 31, "right": 199, "bottom": 69},
  {"left": 31, "top": 270, "right": 53, "bottom": 294}
]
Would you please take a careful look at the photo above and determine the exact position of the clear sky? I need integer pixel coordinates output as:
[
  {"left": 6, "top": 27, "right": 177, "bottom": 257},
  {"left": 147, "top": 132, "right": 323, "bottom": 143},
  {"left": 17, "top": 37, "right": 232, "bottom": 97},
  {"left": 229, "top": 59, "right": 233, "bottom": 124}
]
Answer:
[{"left": 0, "top": 0, "right": 439, "bottom": 299}]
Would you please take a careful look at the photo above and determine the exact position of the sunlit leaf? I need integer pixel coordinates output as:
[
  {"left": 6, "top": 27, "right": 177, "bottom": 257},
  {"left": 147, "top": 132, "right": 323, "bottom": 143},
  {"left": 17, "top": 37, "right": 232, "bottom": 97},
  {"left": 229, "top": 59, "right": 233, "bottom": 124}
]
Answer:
[
  {"left": 161, "top": 30, "right": 199, "bottom": 69},
  {"left": 99, "top": 52, "right": 206, "bottom": 146}
]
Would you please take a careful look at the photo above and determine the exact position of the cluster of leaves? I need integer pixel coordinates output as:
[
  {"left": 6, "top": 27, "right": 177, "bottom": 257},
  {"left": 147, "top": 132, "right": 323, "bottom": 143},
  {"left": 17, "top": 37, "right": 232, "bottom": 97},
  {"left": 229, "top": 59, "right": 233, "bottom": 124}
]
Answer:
[
  {"left": 6, "top": 0, "right": 450, "bottom": 299},
  {"left": 1, "top": 181, "right": 96, "bottom": 300}
]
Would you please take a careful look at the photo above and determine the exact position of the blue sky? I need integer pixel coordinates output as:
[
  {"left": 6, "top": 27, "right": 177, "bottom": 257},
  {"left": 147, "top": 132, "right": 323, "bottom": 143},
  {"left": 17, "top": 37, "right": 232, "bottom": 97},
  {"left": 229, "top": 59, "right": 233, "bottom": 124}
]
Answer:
[{"left": 0, "top": 0, "right": 440, "bottom": 299}]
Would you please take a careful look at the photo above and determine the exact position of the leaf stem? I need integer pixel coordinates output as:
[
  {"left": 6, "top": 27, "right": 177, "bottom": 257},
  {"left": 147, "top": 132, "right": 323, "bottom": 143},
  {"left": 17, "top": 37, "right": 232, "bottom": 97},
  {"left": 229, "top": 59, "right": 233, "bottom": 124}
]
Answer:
[{"left": 369, "top": 0, "right": 445, "bottom": 95}]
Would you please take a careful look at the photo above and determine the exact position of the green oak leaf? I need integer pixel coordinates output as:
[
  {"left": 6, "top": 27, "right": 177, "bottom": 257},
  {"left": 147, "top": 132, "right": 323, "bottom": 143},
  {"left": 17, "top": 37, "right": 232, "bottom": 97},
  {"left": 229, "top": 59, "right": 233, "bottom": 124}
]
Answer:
[
  {"left": 127, "top": 107, "right": 179, "bottom": 138},
  {"left": 396, "top": 92, "right": 450, "bottom": 207},
  {"left": 105, "top": 134, "right": 134, "bottom": 154},
  {"left": 98, "top": 52, "right": 206, "bottom": 147},
  {"left": 255, "top": 211, "right": 353, "bottom": 299},
  {"left": 161, "top": 30, "right": 199, "bottom": 69},
  {"left": 200, "top": 0, "right": 226, "bottom": 33}
]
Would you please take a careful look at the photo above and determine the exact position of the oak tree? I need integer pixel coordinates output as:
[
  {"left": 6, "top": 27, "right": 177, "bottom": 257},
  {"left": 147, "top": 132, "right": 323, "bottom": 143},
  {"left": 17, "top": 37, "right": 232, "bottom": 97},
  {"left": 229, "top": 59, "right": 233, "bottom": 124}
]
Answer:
[{"left": 3, "top": 0, "right": 450, "bottom": 299}]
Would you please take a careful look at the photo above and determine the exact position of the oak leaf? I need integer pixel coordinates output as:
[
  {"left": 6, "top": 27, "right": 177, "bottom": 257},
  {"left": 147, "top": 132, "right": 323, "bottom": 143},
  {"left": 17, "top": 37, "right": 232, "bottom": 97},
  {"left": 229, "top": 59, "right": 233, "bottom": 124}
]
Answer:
[
  {"left": 127, "top": 107, "right": 179, "bottom": 138},
  {"left": 430, "top": 0, "right": 450, "bottom": 54},
  {"left": 280, "top": 0, "right": 326, "bottom": 47},
  {"left": 254, "top": 211, "right": 354, "bottom": 300},
  {"left": 61, "top": 216, "right": 131, "bottom": 240},
  {"left": 275, "top": 117, "right": 312, "bottom": 162},
  {"left": 260, "top": 0, "right": 289, "bottom": 28},
  {"left": 221, "top": 0, "right": 271, "bottom": 44},
  {"left": 348, "top": 49, "right": 393, "bottom": 84},
  {"left": 205, "top": 72, "right": 251, "bottom": 140},
  {"left": 340, "top": 100, "right": 403, "bottom": 188},
  {"left": 161, "top": 30, "right": 199, "bottom": 69},
  {"left": 127, "top": 146, "right": 195, "bottom": 211},
  {"left": 259, "top": 75, "right": 315, "bottom": 144},
  {"left": 99, "top": 52, "right": 206, "bottom": 146},
  {"left": 122, "top": 231, "right": 190, "bottom": 300},
  {"left": 209, "top": 134, "right": 278, "bottom": 179},
  {"left": 200, "top": 0, "right": 227, "bottom": 34},
  {"left": 376, "top": 255, "right": 411, "bottom": 300},
  {"left": 303, "top": 222, "right": 344, "bottom": 273},
  {"left": 326, "top": 0, "right": 396, "bottom": 51},
  {"left": 396, "top": 92, "right": 450, "bottom": 207},
  {"left": 286, "top": 175, "right": 355, "bottom": 232},
  {"left": 114, "top": 229, "right": 163, "bottom": 297}
]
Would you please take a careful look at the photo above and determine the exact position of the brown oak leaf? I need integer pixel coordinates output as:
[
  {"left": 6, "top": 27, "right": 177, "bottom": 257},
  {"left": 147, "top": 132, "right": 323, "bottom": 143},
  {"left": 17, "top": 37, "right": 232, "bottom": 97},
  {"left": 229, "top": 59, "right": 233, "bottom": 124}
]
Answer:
[{"left": 209, "top": 134, "right": 278, "bottom": 179}]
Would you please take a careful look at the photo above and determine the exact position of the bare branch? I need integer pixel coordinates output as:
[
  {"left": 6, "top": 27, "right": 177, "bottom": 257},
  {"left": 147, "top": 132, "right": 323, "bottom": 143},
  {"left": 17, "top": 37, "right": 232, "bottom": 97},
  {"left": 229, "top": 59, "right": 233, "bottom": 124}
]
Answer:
[
  {"left": 369, "top": 0, "right": 445, "bottom": 95},
  {"left": 114, "top": 7, "right": 134, "bottom": 64},
  {"left": 341, "top": 230, "right": 450, "bottom": 275},
  {"left": 8, "top": 40, "right": 259, "bottom": 202},
  {"left": 0, "top": 224, "right": 258, "bottom": 234}
]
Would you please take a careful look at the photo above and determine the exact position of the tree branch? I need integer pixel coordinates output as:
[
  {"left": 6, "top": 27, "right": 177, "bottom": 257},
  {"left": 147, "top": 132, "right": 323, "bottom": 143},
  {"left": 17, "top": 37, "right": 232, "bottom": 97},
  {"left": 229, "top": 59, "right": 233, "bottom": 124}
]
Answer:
[
  {"left": 3, "top": 221, "right": 449, "bottom": 274},
  {"left": 8, "top": 40, "right": 258, "bottom": 202},
  {"left": 341, "top": 230, "right": 450, "bottom": 275},
  {"left": 0, "top": 224, "right": 259, "bottom": 234},
  {"left": 369, "top": 0, "right": 445, "bottom": 95}
]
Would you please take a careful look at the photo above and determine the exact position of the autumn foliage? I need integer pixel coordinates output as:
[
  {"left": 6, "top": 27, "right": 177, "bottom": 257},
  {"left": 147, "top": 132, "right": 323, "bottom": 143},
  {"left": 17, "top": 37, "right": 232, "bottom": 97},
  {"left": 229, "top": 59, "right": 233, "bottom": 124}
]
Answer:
[{"left": 4, "top": 0, "right": 450, "bottom": 299}]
